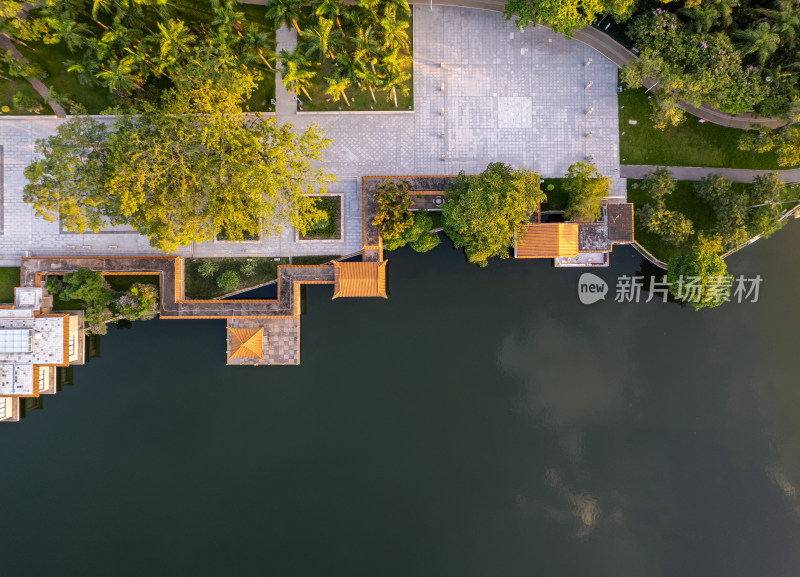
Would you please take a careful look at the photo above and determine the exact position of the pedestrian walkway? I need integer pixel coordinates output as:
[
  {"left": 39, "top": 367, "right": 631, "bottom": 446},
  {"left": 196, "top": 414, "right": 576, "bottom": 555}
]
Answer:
[
  {"left": 620, "top": 164, "right": 800, "bottom": 182},
  {"left": 0, "top": 6, "right": 621, "bottom": 265}
]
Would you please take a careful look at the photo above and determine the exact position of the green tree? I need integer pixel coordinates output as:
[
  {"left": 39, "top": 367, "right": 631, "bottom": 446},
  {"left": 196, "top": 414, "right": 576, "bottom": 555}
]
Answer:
[
  {"left": 198, "top": 260, "right": 219, "bottom": 278},
  {"left": 759, "top": 0, "right": 800, "bottom": 49},
  {"left": 667, "top": 237, "right": 730, "bottom": 310},
  {"left": 23, "top": 116, "right": 114, "bottom": 234},
  {"left": 115, "top": 283, "right": 159, "bottom": 321},
  {"left": 265, "top": 0, "right": 304, "bottom": 34},
  {"left": 503, "top": 0, "right": 634, "bottom": 38},
  {"left": 637, "top": 204, "right": 695, "bottom": 245},
  {"left": 640, "top": 167, "right": 675, "bottom": 201},
  {"left": 217, "top": 270, "right": 241, "bottom": 292},
  {"left": 280, "top": 50, "right": 315, "bottom": 101},
  {"left": 24, "top": 66, "right": 335, "bottom": 252},
  {"left": 734, "top": 22, "right": 781, "bottom": 66},
  {"left": 405, "top": 210, "right": 440, "bottom": 253},
  {"left": 58, "top": 268, "right": 115, "bottom": 334},
  {"left": 373, "top": 179, "right": 414, "bottom": 250},
  {"left": 695, "top": 174, "right": 749, "bottom": 248},
  {"left": 563, "top": 162, "right": 610, "bottom": 222},
  {"left": 442, "top": 163, "right": 543, "bottom": 267},
  {"left": 748, "top": 172, "right": 789, "bottom": 238}
]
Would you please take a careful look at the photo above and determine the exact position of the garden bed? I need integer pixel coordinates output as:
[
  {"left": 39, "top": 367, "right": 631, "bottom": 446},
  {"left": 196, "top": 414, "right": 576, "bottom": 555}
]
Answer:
[
  {"left": 540, "top": 178, "right": 570, "bottom": 211},
  {"left": 299, "top": 196, "right": 342, "bottom": 240},
  {"left": 295, "top": 11, "right": 413, "bottom": 112},
  {"left": 0, "top": 267, "right": 20, "bottom": 303},
  {"left": 291, "top": 255, "right": 340, "bottom": 265},
  {"left": 185, "top": 257, "right": 288, "bottom": 299},
  {"left": 619, "top": 88, "right": 789, "bottom": 170}
]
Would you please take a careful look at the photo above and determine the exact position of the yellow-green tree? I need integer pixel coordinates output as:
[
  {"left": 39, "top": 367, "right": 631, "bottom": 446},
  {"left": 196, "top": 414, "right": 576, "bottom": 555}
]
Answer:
[
  {"left": 563, "top": 162, "right": 611, "bottom": 222},
  {"left": 442, "top": 163, "right": 543, "bottom": 267}
]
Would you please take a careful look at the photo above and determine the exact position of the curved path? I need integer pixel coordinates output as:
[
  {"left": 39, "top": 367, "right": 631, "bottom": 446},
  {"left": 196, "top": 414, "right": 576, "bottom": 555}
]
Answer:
[{"left": 620, "top": 164, "right": 800, "bottom": 182}]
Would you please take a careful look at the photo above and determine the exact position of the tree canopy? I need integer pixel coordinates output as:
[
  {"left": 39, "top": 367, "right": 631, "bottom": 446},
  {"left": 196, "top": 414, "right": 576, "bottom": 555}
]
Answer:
[
  {"left": 442, "top": 163, "right": 543, "bottom": 267},
  {"left": 667, "top": 236, "right": 730, "bottom": 310},
  {"left": 635, "top": 168, "right": 695, "bottom": 246},
  {"left": 24, "top": 66, "right": 335, "bottom": 252},
  {"left": 563, "top": 162, "right": 610, "bottom": 222},
  {"left": 503, "top": 0, "right": 635, "bottom": 37}
]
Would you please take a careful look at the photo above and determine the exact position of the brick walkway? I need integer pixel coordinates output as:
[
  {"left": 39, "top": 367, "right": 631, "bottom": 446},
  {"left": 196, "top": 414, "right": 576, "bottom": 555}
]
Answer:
[
  {"left": 620, "top": 164, "right": 800, "bottom": 183},
  {"left": 0, "top": 6, "right": 623, "bottom": 265}
]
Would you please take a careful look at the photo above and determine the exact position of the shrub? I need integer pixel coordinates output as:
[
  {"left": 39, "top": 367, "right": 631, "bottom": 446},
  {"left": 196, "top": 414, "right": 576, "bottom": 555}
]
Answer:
[
  {"left": 216, "top": 270, "right": 240, "bottom": 292},
  {"left": 198, "top": 260, "right": 218, "bottom": 278},
  {"left": 115, "top": 283, "right": 159, "bottom": 321},
  {"left": 546, "top": 184, "right": 555, "bottom": 191},
  {"left": 13, "top": 91, "right": 42, "bottom": 113},
  {"left": 410, "top": 232, "right": 440, "bottom": 253},
  {"left": 563, "top": 162, "right": 610, "bottom": 222},
  {"left": 240, "top": 260, "right": 257, "bottom": 277},
  {"left": 373, "top": 180, "right": 414, "bottom": 247}
]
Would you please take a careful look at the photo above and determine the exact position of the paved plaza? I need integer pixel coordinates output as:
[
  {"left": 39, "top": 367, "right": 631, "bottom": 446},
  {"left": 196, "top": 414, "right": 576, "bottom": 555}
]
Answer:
[{"left": 0, "top": 6, "right": 621, "bottom": 266}]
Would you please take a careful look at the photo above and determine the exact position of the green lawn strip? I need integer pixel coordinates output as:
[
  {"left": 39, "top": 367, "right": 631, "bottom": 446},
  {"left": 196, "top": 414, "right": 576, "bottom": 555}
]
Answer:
[
  {"left": 16, "top": 41, "right": 113, "bottom": 114},
  {"left": 0, "top": 267, "right": 21, "bottom": 303},
  {"left": 292, "top": 255, "right": 340, "bottom": 265},
  {"left": 628, "top": 179, "right": 726, "bottom": 262},
  {"left": 619, "top": 88, "right": 789, "bottom": 170},
  {"left": 301, "top": 196, "right": 340, "bottom": 239},
  {"left": 185, "top": 257, "right": 289, "bottom": 299},
  {"left": 540, "top": 177, "right": 570, "bottom": 211}
]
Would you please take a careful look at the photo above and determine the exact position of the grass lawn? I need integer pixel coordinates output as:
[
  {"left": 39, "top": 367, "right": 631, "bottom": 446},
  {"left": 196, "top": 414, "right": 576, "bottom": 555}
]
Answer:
[
  {"left": 292, "top": 255, "right": 340, "bottom": 265},
  {"left": 17, "top": 41, "right": 113, "bottom": 114},
  {"left": 301, "top": 196, "right": 341, "bottom": 239},
  {"left": 540, "top": 177, "right": 570, "bottom": 211},
  {"left": 185, "top": 257, "right": 289, "bottom": 299},
  {"left": 104, "top": 274, "right": 159, "bottom": 292},
  {"left": 0, "top": 267, "right": 20, "bottom": 303},
  {"left": 627, "top": 179, "right": 744, "bottom": 262},
  {"left": 0, "top": 78, "right": 52, "bottom": 115},
  {"left": 619, "top": 88, "right": 790, "bottom": 170}
]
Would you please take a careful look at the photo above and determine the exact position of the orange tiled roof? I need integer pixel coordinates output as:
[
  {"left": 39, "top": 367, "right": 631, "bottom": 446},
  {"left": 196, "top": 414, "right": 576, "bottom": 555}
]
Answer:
[
  {"left": 516, "top": 223, "right": 580, "bottom": 258},
  {"left": 228, "top": 327, "right": 264, "bottom": 360},
  {"left": 332, "top": 261, "right": 388, "bottom": 298}
]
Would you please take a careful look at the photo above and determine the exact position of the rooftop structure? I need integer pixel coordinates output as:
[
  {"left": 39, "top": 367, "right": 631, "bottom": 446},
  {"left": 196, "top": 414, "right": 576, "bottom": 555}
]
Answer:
[
  {"left": 516, "top": 203, "right": 635, "bottom": 267},
  {"left": 0, "top": 287, "right": 85, "bottom": 423},
  {"left": 332, "top": 261, "right": 388, "bottom": 298}
]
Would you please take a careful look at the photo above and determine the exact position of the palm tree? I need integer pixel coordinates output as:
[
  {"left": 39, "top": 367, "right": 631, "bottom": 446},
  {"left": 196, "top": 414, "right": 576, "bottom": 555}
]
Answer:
[
  {"left": 324, "top": 73, "right": 351, "bottom": 106},
  {"left": 96, "top": 56, "right": 142, "bottom": 92},
  {"left": 680, "top": 0, "right": 739, "bottom": 33},
  {"left": 154, "top": 19, "right": 196, "bottom": 74},
  {"left": 382, "top": 0, "right": 411, "bottom": 17},
  {"left": 50, "top": 19, "right": 91, "bottom": 51},
  {"left": 357, "top": 0, "right": 381, "bottom": 26},
  {"left": 303, "top": 17, "right": 340, "bottom": 61},
  {"left": 353, "top": 26, "right": 380, "bottom": 74},
  {"left": 211, "top": 0, "right": 245, "bottom": 29},
  {"left": 315, "top": 0, "right": 345, "bottom": 31},
  {"left": 239, "top": 23, "right": 275, "bottom": 69},
  {"left": 734, "top": 22, "right": 781, "bottom": 65},
  {"left": 759, "top": 0, "right": 800, "bottom": 49},
  {"left": 380, "top": 9, "right": 410, "bottom": 52},
  {"left": 383, "top": 68, "right": 410, "bottom": 108},
  {"left": 265, "top": 0, "right": 304, "bottom": 35},
  {"left": 355, "top": 66, "right": 382, "bottom": 102},
  {"left": 282, "top": 58, "right": 316, "bottom": 101}
]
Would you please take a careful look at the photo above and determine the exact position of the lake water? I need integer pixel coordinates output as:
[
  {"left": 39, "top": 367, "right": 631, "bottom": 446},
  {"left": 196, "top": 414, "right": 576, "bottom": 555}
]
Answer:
[{"left": 2, "top": 223, "right": 800, "bottom": 577}]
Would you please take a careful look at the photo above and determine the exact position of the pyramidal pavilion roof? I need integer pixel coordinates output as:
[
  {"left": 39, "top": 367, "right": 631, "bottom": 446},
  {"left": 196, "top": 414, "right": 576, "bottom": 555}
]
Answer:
[
  {"left": 332, "top": 261, "right": 388, "bottom": 299},
  {"left": 227, "top": 327, "right": 264, "bottom": 361}
]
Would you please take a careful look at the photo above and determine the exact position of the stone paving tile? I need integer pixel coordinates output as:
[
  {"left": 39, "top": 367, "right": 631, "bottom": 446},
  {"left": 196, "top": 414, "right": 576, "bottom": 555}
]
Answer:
[{"left": 0, "top": 7, "right": 621, "bottom": 265}]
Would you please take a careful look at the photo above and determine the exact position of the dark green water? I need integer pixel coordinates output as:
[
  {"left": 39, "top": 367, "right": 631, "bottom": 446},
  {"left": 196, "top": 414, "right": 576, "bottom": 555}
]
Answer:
[{"left": 3, "top": 225, "right": 800, "bottom": 577}]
